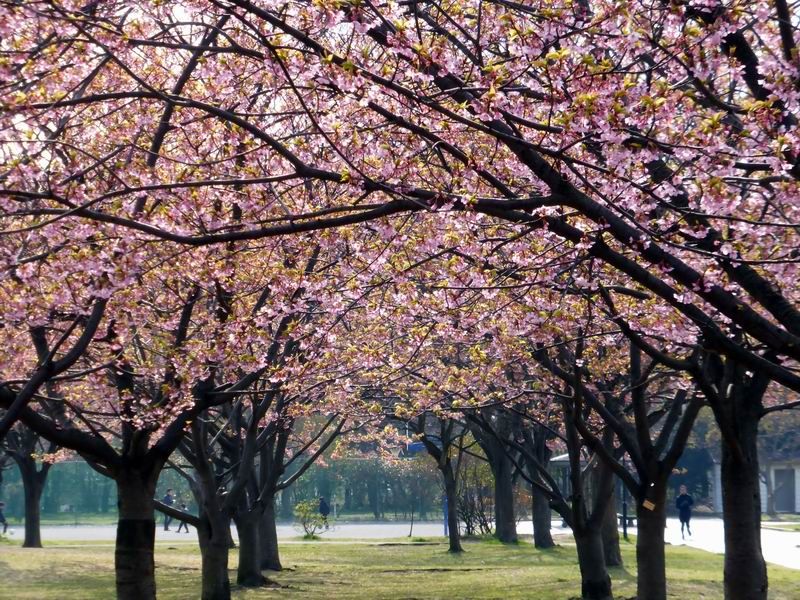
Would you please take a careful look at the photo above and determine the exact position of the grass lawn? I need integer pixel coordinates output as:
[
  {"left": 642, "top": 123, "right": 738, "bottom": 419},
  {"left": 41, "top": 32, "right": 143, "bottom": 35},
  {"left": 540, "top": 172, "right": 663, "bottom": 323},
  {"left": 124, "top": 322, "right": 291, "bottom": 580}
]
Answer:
[
  {"left": 762, "top": 523, "right": 800, "bottom": 533},
  {"left": 762, "top": 514, "right": 800, "bottom": 523},
  {"left": 0, "top": 534, "right": 797, "bottom": 599}
]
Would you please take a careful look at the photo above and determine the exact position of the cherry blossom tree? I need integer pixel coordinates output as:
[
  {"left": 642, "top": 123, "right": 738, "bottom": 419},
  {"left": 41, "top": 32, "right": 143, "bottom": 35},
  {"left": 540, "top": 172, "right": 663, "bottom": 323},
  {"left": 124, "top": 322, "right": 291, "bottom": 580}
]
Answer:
[
  {"left": 0, "top": 228, "right": 365, "bottom": 599},
  {"left": 0, "top": 422, "right": 59, "bottom": 548},
  {"left": 5, "top": 2, "right": 800, "bottom": 600}
]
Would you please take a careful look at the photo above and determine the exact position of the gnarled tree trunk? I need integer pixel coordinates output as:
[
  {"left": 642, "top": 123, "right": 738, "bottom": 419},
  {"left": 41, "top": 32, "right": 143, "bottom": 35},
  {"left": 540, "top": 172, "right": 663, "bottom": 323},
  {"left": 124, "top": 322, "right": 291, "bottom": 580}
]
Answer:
[
  {"left": 635, "top": 484, "right": 667, "bottom": 600},
  {"left": 703, "top": 358, "right": 770, "bottom": 600},
  {"left": 721, "top": 413, "right": 767, "bottom": 600},
  {"left": 115, "top": 470, "right": 157, "bottom": 600},
  {"left": 259, "top": 496, "right": 282, "bottom": 571},
  {"left": 197, "top": 512, "right": 232, "bottom": 600},
  {"left": 234, "top": 512, "right": 267, "bottom": 586},
  {"left": 574, "top": 528, "right": 613, "bottom": 600}
]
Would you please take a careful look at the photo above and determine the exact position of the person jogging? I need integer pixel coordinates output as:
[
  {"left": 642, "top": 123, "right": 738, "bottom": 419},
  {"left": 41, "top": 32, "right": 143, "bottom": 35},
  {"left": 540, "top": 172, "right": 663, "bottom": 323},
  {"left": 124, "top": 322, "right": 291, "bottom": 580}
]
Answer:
[{"left": 675, "top": 485, "right": 694, "bottom": 540}]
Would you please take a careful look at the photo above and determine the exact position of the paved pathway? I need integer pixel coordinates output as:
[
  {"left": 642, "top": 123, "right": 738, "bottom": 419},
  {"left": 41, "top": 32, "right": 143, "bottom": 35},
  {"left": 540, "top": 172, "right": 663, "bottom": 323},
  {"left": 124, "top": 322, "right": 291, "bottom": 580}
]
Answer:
[
  {"left": 8, "top": 518, "right": 798, "bottom": 569},
  {"left": 621, "top": 517, "right": 800, "bottom": 570}
]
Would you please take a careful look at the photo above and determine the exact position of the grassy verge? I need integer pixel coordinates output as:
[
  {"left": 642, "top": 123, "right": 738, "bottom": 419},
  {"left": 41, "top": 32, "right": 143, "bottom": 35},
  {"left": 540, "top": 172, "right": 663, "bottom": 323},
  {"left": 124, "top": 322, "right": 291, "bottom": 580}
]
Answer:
[
  {"left": 0, "top": 534, "right": 797, "bottom": 599},
  {"left": 762, "top": 514, "right": 800, "bottom": 523},
  {"left": 762, "top": 523, "right": 800, "bottom": 533}
]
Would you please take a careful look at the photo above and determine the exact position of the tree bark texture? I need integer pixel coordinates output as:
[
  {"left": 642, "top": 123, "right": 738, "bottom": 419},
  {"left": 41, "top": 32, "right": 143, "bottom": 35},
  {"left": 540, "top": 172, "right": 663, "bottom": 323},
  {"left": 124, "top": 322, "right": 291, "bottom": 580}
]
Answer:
[
  {"left": 443, "top": 472, "right": 463, "bottom": 553},
  {"left": 601, "top": 486, "right": 622, "bottom": 567},
  {"left": 635, "top": 485, "right": 667, "bottom": 600},
  {"left": 721, "top": 413, "right": 767, "bottom": 600},
  {"left": 197, "top": 513, "right": 232, "bottom": 600},
  {"left": 259, "top": 497, "right": 282, "bottom": 571},
  {"left": 492, "top": 453, "right": 518, "bottom": 543},
  {"left": 532, "top": 488, "right": 555, "bottom": 549},
  {"left": 234, "top": 513, "right": 268, "bottom": 587},
  {"left": 17, "top": 458, "right": 47, "bottom": 548},
  {"left": 114, "top": 471, "right": 157, "bottom": 600},
  {"left": 574, "top": 529, "right": 613, "bottom": 600}
]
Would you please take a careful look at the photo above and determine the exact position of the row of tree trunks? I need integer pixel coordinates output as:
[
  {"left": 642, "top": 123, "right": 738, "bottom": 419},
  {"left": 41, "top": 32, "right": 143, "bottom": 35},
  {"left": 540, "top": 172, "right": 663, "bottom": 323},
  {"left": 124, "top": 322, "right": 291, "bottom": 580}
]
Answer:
[{"left": 10, "top": 392, "right": 766, "bottom": 600}]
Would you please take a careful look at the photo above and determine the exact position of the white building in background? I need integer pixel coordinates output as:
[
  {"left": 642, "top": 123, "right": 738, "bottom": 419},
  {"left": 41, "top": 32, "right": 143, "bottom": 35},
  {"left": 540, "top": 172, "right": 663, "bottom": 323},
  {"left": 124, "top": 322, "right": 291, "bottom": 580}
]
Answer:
[{"left": 710, "top": 460, "right": 800, "bottom": 514}]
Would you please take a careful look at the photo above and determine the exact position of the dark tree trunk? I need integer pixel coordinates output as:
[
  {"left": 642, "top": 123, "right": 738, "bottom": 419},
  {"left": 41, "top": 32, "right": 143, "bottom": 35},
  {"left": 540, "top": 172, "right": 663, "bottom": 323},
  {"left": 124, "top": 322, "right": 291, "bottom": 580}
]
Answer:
[
  {"left": 115, "top": 471, "right": 157, "bottom": 600},
  {"left": 234, "top": 512, "right": 267, "bottom": 586},
  {"left": 574, "top": 528, "right": 613, "bottom": 600},
  {"left": 528, "top": 426, "right": 555, "bottom": 549},
  {"left": 18, "top": 459, "right": 46, "bottom": 548},
  {"left": 721, "top": 414, "right": 767, "bottom": 600},
  {"left": 259, "top": 497, "right": 282, "bottom": 571},
  {"left": 601, "top": 486, "right": 621, "bottom": 567},
  {"left": 635, "top": 486, "right": 667, "bottom": 600},
  {"left": 443, "top": 472, "right": 462, "bottom": 553},
  {"left": 532, "top": 489, "right": 554, "bottom": 549},
  {"left": 23, "top": 479, "right": 43, "bottom": 548},
  {"left": 703, "top": 358, "right": 770, "bottom": 600},
  {"left": 197, "top": 513, "right": 232, "bottom": 600},
  {"left": 492, "top": 454, "right": 517, "bottom": 543}
]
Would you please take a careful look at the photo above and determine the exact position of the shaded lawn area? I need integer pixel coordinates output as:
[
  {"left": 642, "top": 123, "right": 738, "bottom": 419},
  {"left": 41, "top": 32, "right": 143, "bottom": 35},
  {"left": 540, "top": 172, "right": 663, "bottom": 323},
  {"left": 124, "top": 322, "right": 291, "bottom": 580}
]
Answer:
[{"left": 0, "top": 535, "right": 797, "bottom": 599}]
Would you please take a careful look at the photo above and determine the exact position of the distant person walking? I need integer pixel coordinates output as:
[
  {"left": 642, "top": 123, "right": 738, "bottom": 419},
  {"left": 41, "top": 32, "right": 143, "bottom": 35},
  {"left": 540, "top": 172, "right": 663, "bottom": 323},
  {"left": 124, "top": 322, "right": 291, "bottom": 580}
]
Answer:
[
  {"left": 163, "top": 488, "right": 175, "bottom": 531},
  {"left": 319, "top": 496, "right": 331, "bottom": 529},
  {"left": 175, "top": 502, "right": 190, "bottom": 533},
  {"left": 676, "top": 485, "right": 694, "bottom": 539},
  {"left": 0, "top": 501, "right": 8, "bottom": 534}
]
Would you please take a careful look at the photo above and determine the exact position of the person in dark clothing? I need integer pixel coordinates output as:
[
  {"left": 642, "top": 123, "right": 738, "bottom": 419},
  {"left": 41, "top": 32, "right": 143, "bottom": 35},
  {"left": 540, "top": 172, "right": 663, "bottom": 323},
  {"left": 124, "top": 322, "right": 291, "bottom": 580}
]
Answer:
[
  {"left": 163, "top": 488, "right": 175, "bottom": 531},
  {"left": 175, "top": 502, "right": 189, "bottom": 533},
  {"left": 319, "top": 496, "right": 331, "bottom": 529},
  {"left": 0, "top": 501, "right": 8, "bottom": 534},
  {"left": 675, "top": 485, "right": 694, "bottom": 539}
]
